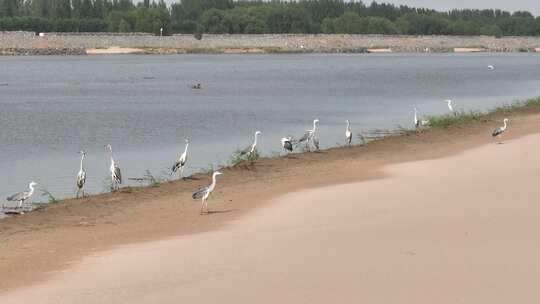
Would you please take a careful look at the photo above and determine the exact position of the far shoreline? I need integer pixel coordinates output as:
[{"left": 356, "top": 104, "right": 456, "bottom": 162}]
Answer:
[{"left": 2, "top": 32, "right": 540, "bottom": 56}]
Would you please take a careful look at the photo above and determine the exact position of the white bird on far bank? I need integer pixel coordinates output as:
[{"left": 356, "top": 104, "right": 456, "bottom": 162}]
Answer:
[
  {"left": 488, "top": 65, "right": 495, "bottom": 70},
  {"left": 172, "top": 138, "right": 189, "bottom": 179},
  {"left": 492, "top": 118, "right": 509, "bottom": 143},
  {"left": 345, "top": 120, "right": 352, "bottom": 145},
  {"left": 76, "top": 150, "right": 87, "bottom": 198},
  {"left": 297, "top": 119, "right": 319, "bottom": 151},
  {"left": 7, "top": 181, "right": 37, "bottom": 208},
  {"left": 192, "top": 171, "right": 223, "bottom": 214}
]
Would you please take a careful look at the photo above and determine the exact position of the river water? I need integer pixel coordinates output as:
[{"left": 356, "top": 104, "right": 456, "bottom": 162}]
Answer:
[{"left": 1, "top": 53, "right": 539, "bottom": 208}]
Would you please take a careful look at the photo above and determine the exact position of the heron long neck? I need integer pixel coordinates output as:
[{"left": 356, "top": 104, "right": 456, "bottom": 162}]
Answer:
[
  {"left": 313, "top": 121, "right": 317, "bottom": 132},
  {"left": 209, "top": 174, "right": 218, "bottom": 191},
  {"left": 503, "top": 121, "right": 507, "bottom": 130},
  {"left": 28, "top": 184, "right": 35, "bottom": 196},
  {"left": 252, "top": 134, "right": 259, "bottom": 149},
  {"left": 346, "top": 121, "right": 350, "bottom": 130},
  {"left": 80, "top": 154, "right": 85, "bottom": 171},
  {"left": 183, "top": 142, "right": 189, "bottom": 155}
]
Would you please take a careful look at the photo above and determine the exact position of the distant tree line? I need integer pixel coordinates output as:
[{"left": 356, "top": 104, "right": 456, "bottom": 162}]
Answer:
[{"left": 0, "top": 0, "right": 539, "bottom": 36}]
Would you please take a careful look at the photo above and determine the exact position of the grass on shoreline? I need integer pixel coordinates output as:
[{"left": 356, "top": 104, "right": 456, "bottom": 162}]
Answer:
[
  {"left": 424, "top": 97, "right": 540, "bottom": 129},
  {"left": 4, "top": 97, "right": 539, "bottom": 211}
]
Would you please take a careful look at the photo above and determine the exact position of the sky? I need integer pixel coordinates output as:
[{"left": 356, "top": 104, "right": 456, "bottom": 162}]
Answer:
[{"left": 382, "top": 0, "right": 539, "bottom": 16}]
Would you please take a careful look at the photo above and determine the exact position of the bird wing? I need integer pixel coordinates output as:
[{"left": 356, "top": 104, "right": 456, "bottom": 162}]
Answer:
[
  {"left": 239, "top": 145, "right": 251, "bottom": 155},
  {"left": 192, "top": 186, "right": 208, "bottom": 199},
  {"left": 492, "top": 127, "right": 503, "bottom": 137},
  {"left": 114, "top": 166, "right": 122, "bottom": 184},
  {"left": 171, "top": 161, "right": 180, "bottom": 172},
  {"left": 296, "top": 131, "right": 311, "bottom": 144},
  {"left": 284, "top": 141, "right": 293, "bottom": 151},
  {"left": 7, "top": 191, "right": 26, "bottom": 201},
  {"left": 77, "top": 171, "right": 86, "bottom": 188}
]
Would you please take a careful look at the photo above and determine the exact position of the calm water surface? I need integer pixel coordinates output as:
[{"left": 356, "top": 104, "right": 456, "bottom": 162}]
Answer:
[{"left": 1, "top": 53, "right": 540, "bottom": 211}]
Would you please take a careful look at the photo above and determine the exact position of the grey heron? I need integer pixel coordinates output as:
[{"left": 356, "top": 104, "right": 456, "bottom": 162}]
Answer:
[
  {"left": 105, "top": 144, "right": 122, "bottom": 190},
  {"left": 492, "top": 118, "right": 508, "bottom": 143},
  {"left": 192, "top": 171, "right": 223, "bottom": 214},
  {"left": 240, "top": 131, "right": 262, "bottom": 156},
  {"left": 76, "top": 151, "right": 87, "bottom": 198},
  {"left": 297, "top": 119, "right": 319, "bottom": 151},
  {"left": 172, "top": 138, "right": 189, "bottom": 179},
  {"left": 7, "top": 181, "right": 37, "bottom": 208},
  {"left": 345, "top": 120, "right": 352, "bottom": 145},
  {"left": 281, "top": 137, "right": 293, "bottom": 153}
]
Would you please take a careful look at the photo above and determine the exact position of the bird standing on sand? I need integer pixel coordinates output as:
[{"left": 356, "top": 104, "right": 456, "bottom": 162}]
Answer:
[
  {"left": 492, "top": 118, "right": 509, "bottom": 143},
  {"left": 240, "top": 131, "right": 262, "bottom": 156},
  {"left": 345, "top": 120, "right": 352, "bottom": 145},
  {"left": 192, "top": 171, "right": 223, "bottom": 214},
  {"left": 7, "top": 181, "right": 37, "bottom": 208},
  {"left": 76, "top": 151, "right": 87, "bottom": 198},
  {"left": 298, "top": 119, "right": 319, "bottom": 151},
  {"left": 281, "top": 137, "right": 293, "bottom": 153},
  {"left": 172, "top": 138, "right": 189, "bottom": 179},
  {"left": 105, "top": 144, "right": 122, "bottom": 190}
]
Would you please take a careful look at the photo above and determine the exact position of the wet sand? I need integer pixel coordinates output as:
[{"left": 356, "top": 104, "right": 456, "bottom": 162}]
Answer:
[{"left": 1, "top": 107, "right": 540, "bottom": 301}]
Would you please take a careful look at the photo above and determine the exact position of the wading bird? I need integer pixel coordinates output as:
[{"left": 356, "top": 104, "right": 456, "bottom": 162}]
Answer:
[
  {"left": 492, "top": 118, "right": 509, "bottom": 143},
  {"left": 345, "top": 120, "right": 352, "bottom": 145},
  {"left": 76, "top": 151, "right": 87, "bottom": 198},
  {"left": 7, "top": 181, "right": 37, "bottom": 208},
  {"left": 240, "top": 131, "right": 262, "bottom": 156},
  {"left": 192, "top": 171, "right": 223, "bottom": 214},
  {"left": 172, "top": 138, "right": 189, "bottom": 179},
  {"left": 105, "top": 144, "right": 122, "bottom": 190},
  {"left": 281, "top": 137, "right": 293, "bottom": 153},
  {"left": 298, "top": 119, "right": 319, "bottom": 151}
]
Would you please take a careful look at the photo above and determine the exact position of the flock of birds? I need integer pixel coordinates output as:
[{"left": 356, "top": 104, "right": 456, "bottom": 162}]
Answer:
[{"left": 5, "top": 64, "right": 510, "bottom": 215}]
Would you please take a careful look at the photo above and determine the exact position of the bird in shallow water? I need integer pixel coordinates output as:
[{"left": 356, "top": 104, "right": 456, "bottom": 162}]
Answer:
[
  {"left": 172, "top": 138, "right": 189, "bottom": 179},
  {"left": 192, "top": 171, "right": 223, "bottom": 214},
  {"left": 492, "top": 118, "right": 509, "bottom": 144},
  {"left": 76, "top": 150, "right": 87, "bottom": 198},
  {"left": 105, "top": 144, "right": 122, "bottom": 191},
  {"left": 7, "top": 181, "right": 37, "bottom": 208}
]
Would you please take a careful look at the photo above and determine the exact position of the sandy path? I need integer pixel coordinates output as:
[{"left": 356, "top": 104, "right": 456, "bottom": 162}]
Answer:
[{"left": 2, "top": 133, "right": 539, "bottom": 303}]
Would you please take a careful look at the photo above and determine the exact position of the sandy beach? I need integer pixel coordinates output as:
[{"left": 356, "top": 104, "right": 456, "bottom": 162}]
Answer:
[{"left": 2, "top": 107, "right": 540, "bottom": 302}]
